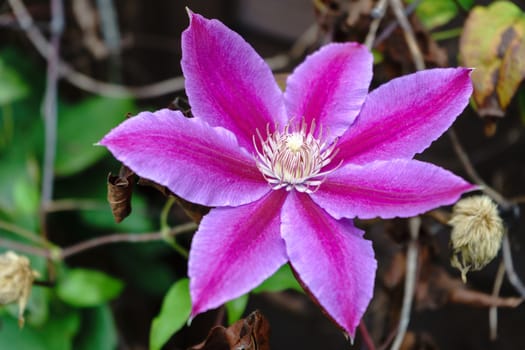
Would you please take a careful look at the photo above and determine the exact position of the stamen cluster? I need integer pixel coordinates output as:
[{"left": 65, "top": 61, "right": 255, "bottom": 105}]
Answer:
[{"left": 254, "top": 120, "right": 340, "bottom": 193}]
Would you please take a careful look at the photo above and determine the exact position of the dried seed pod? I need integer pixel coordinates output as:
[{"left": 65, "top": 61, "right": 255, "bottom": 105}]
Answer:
[
  {"left": 0, "top": 251, "right": 40, "bottom": 327},
  {"left": 448, "top": 195, "right": 504, "bottom": 282}
]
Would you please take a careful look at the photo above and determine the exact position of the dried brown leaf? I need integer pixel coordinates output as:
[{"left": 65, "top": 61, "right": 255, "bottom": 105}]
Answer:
[
  {"left": 107, "top": 165, "right": 134, "bottom": 223},
  {"left": 188, "top": 310, "right": 271, "bottom": 350}
]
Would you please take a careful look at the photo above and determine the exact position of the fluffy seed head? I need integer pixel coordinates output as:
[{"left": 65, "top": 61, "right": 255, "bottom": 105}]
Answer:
[
  {"left": 0, "top": 251, "right": 40, "bottom": 327},
  {"left": 448, "top": 195, "right": 504, "bottom": 282}
]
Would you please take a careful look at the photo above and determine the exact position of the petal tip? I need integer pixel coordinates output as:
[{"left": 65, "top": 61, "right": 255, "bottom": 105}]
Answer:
[{"left": 185, "top": 7, "right": 198, "bottom": 23}]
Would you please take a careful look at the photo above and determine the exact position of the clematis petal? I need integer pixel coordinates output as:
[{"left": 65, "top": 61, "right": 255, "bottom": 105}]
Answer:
[
  {"left": 335, "top": 68, "right": 473, "bottom": 165},
  {"left": 99, "top": 109, "right": 270, "bottom": 207},
  {"left": 189, "top": 190, "right": 288, "bottom": 317},
  {"left": 284, "top": 43, "right": 372, "bottom": 142},
  {"left": 311, "top": 159, "right": 476, "bottom": 220},
  {"left": 181, "top": 11, "right": 286, "bottom": 152},
  {"left": 281, "top": 192, "right": 376, "bottom": 338}
]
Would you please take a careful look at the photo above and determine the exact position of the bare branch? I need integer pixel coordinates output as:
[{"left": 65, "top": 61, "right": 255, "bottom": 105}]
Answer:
[
  {"left": 391, "top": 217, "right": 421, "bottom": 350},
  {"left": 364, "top": 0, "right": 388, "bottom": 49},
  {"left": 0, "top": 222, "right": 197, "bottom": 260},
  {"left": 502, "top": 234, "right": 525, "bottom": 298},
  {"left": 489, "top": 262, "right": 506, "bottom": 340},
  {"left": 40, "top": 0, "right": 64, "bottom": 239},
  {"left": 389, "top": 0, "right": 425, "bottom": 70}
]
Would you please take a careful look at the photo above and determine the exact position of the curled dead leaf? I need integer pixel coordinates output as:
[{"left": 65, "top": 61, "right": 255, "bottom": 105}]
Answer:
[
  {"left": 107, "top": 165, "right": 134, "bottom": 223},
  {"left": 188, "top": 310, "right": 271, "bottom": 350}
]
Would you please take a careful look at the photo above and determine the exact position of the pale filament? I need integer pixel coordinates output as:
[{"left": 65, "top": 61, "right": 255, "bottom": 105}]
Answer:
[{"left": 253, "top": 119, "right": 341, "bottom": 193}]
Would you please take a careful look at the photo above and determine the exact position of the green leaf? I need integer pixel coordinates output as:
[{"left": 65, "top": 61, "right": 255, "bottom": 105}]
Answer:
[
  {"left": 456, "top": 0, "right": 474, "bottom": 11},
  {"left": 460, "top": 1, "right": 525, "bottom": 116},
  {"left": 24, "top": 256, "right": 51, "bottom": 326},
  {"left": 75, "top": 305, "right": 118, "bottom": 350},
  {"left": 226, "top": 294, "right": 249, "bottom": 325},
  {"left": 57, "top": 268, "right": 124, "bottom": 307},
  {"left": 0, "top": 156, "right": 40, "bottom": 231},
  {"left": 0, "top": 308, "right": 80, "bottom": 350},
  {"left": 55, "top": 97, "right": 135, "bottom": 176},
  {"left": 150, "top": 278, "right": 191, "bottom": 350},
  {"left": 413, "top": 0, "right": 458, "bottom": 30},
  {"left": 0, "top": 57, "right": 29, "bottom": 105},
  {"left": 253, "top": 264, "right": 303, "bottom": 294},
  {"left": 13, "top": 174, "right": 40, "bottom": 217}
]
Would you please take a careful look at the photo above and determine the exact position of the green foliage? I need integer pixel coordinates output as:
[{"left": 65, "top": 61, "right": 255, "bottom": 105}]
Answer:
[
  {"left": 0, "top": 308, "right": 80, "bottom": 350},
  {"left": 57, "top": 268, "right": 124, "bottom": 307},
  {"left": 253, "top": 264, "right": 303, "bottom": 294},
  {"left": 226, "top": 293, "right": 249, "bottom": 325},
  {"left": 75, "top": 305, "right": 118, "bottom": 350},
  {"left": 0, "top": 57, "right": 29, "bottom": 105},
  {"left": 412, "top": 0, "right": 458, "bottom": 30},
  {"left": 80, "top": 187, "right": 153, "bottom": 233},
  {"left": 150, "top": 278, "right": 191, "bottom": 350},
  {"left": 56, "top": 97, "right": 135, "bottom": 176},
  {"left": 220, "top": 265, "right": 303, "bottom": 325},
  {"left": 456, "top": 0, "right": 474, "bottom": 11},
  {"left": 0, "top": 44, "right": 148, "bottom": 350}
]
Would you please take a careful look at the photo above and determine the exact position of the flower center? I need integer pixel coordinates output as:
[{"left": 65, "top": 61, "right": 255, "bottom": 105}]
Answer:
[{"left": 253, "top": 120, "right": 340, "bottom": 193}]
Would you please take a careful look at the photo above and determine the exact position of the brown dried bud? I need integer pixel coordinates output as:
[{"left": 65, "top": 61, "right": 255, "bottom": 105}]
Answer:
[
  {"left": 449, "top": 195, "right": 504, "bottom": 283},
  {"left": 0, "top": 251, "right": 40, "bottom": 327}
]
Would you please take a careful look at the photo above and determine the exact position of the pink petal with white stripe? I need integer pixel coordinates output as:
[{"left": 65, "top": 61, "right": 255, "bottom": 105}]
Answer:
[
  {"left": 284, "top": 43, "right": 372, "bottom": 142},
  {"left": 99, "top": 109, "right": 269, "bottom": 207},
  {"left": 189, "top": 190, "right": 288, "bottom": 317},
  {"left": 181, "top": 11, "right": 286, "bottom": 152},
  {"left": 311, "top": 159, "right": 476, "bottom": 220},
  {"left": 281, "top": 191, "right": 376, "bottom": 338},
  {"left": 335, "top": 68, "right": 473, "bottom": 165}
]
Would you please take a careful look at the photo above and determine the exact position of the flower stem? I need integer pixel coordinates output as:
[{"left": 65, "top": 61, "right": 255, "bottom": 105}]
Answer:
[
  {"left": 160, "top": 196, "right": 189, "bottom": 259},
  {"left": 0, "top": 219, "right": 53, "bottom": 248}
]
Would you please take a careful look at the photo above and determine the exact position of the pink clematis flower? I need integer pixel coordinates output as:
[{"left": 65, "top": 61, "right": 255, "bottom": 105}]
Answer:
[{"left": 100, "top": 11, "right": 475, "bottom": 337}]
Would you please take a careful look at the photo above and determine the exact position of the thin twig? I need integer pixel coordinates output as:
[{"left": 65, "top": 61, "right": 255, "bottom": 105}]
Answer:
[
  {"left": 96, "top": 0, "right": 122, "bottom": 82},
  {"left": 0, "top": 219, "right": 51, "bottom": 246},
  {"left": 388, "top": 0, "right": 425, "bottom": 70},
  {"left": 7, "top": 0, "right": 310, "bottom": 98},
  {"left": 0, "top": 222, "right": 197, "bottom": 259},
  {"left": 391, "top": 217, "right": 421, "bottom": 350},
  {"left": 447, "top": 129, "right": 525, "bottom": 306},
  {"left": 265, "top": 23, "right": 318, "bottom": 70},
  {"left": 447, "top": 127, "right": 510, "bottom": 208},
  {"left": 40, "top": 0, "right": 63, "bottom": 237},
  {"left": 61, "top": 221, "right": 197, "bottom": 259},
  {"left": 424, "top": 209, "right": 451, "bottom": 225},
  {"left": 44, "top": 199, "right": 106, "bottom": 212},
  {"left": 373, "top": 0, "right": 422, "bottom": 47},
  {"left": 359, "top": 320, "right": 376, "bottom": 350},
  {"left": 0, "top": 238, "right": 52, "bottom": 258},
  {"left": 7, "top": 0, "right": 184, "bottom": 98},
  {"left": 510, "top": 195, "right": 525, "bottom": 204},
  {"left": 159, "top": 197, "right": 189, "bottom": 258},
  {"left": 501, "top": 233, "right": 525, "bottom": 298},
  {"left": 489, "top": 261, "right": 506, "bottom": 340},
  {"left": 364, "top": 0, "right": 388, "bottom": 49}
]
